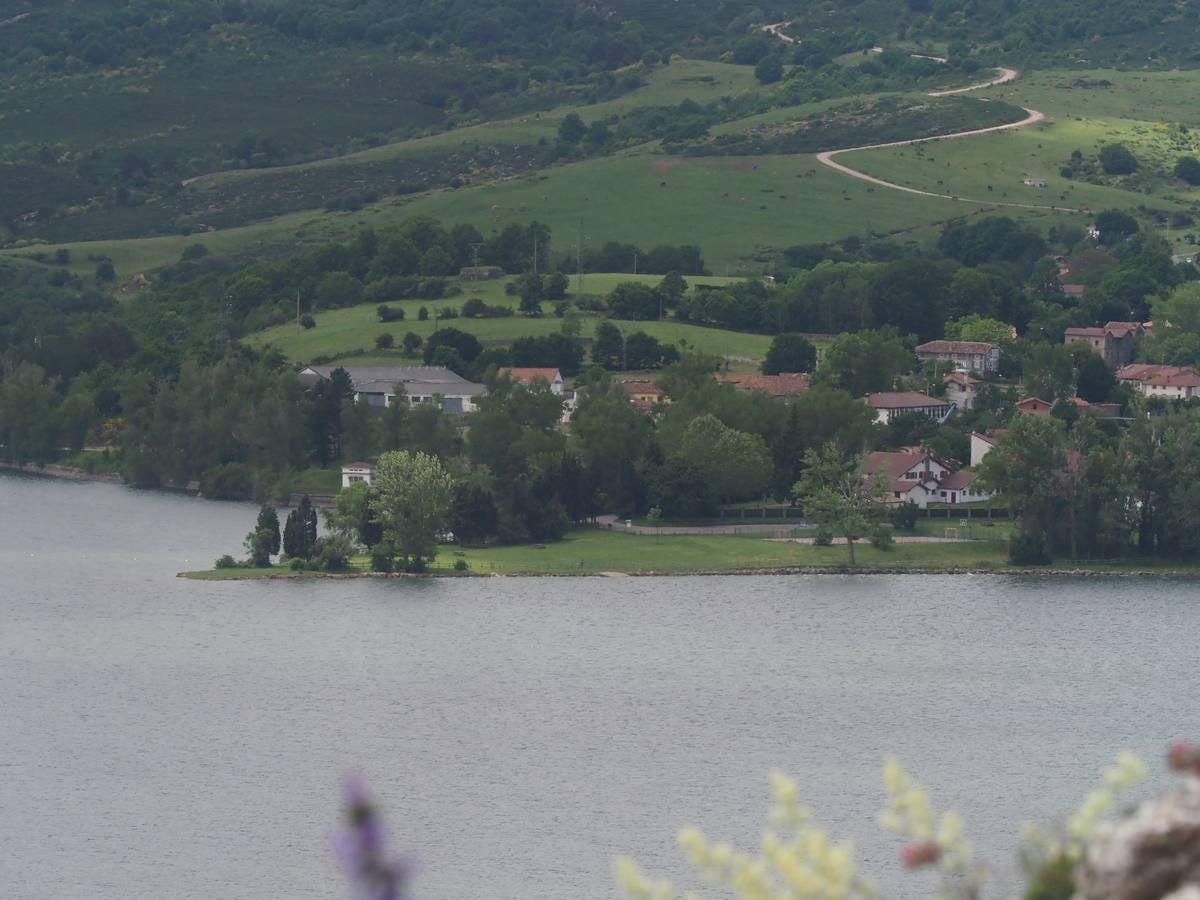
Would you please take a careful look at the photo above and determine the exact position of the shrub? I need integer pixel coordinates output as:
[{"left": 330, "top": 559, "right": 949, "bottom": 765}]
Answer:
[
  {"left": 181, "top": 243, "right": 208, "bottom": 261},
  {"left": 215, "top": 554, "right": 238, "bottom": 569},
  {"left": 199, "top": 462, "right": 255, "bottom": 500},
  {"left": 375, "top": 333, "right": 394, "bottom": 350},
  {"left": 1175, "top": 155, "right": 1200, "bottom": 185},
  {"left": 299, "top": 313, "right": 316, "bottom": 329},
  {"left": 813, "top": 526, "right": 834, "bottom": 546},
  {"left": 1098, "top": 143, "right": 1137, "bottom": 175},
  {"left": 891, "top": 501, "right": 919, "bottom": 531},
  {"left": 1009, "top": 533, "right": 1052, "bottom": 565},
  {"left": 377, "top": 304, "right": 405, "bottom": 322},
  {"left": 289, "top": 557, "right": 307, "bottom": 571},
  {"left": 370, "top": 546, "right": 394, "bottom": 572},
  {"left": 417, "top": 306, "right": 429, "bottom": 321},
  {"left": 453, "top": 559, "right": 469, "bottom": 571},
  {"left": 870, "top": 524, "right": 894, "bottom": 551}
]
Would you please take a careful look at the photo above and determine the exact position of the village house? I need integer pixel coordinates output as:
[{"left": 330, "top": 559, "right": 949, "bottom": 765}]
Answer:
[
  {"left": 714, "top": 372, "right": 810, "bottom": 399},
  {"left": 1015, "top": 396, "right": 1054, "bottom": 416},
  {"left": 863, "top": 391, "right": 952, "bottom": 424},
  {"left": 1117, "top": 363, "right": 1200, "bottom": 400},
  {"left": 969, "top": 431, "right": 1003, "bottom": 467},
  {"left": 1064, "top": 321, "right": 1143, "bottom": 369},
  {"left": 943, "top": 372, "right": 981, "bottom": 410},
  {"left": 298, "top": 365, "right": 487, "bottom": 414},
  {"left": 621, "top": 380, "right": 666, "bottom": 412},
  {"left": 914, "top": 340, "right": 1001, "bottom": 374},
  {"left": 458, "top": 266, "right": 505, "bottom": 281},
  {"left": 341, "top": 461, "right": 375, "bottom": 488},
  {"left": 498, "top": 367, "right": 565, "bottom": 395},
  {"left": 862, "top": 450, "right": 991, "bottom": 509}
]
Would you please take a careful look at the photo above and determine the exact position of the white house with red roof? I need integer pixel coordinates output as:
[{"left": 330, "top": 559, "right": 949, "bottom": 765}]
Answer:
[
  {"left": 497, "top": 367, "right": 564, "bottom": 395},
  {"left": 1117, "top": 363, "right": 1200, "bottom": 399},
  {"left": 862, "top": 450, "right": 991, "bottom": 508},
  {"left": 863, "top": 391, "right": 953, "bottom": 424}
]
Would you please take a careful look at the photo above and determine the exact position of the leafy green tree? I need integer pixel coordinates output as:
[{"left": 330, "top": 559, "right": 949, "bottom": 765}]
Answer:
[
  {"left": 979, "top": 415, "right": 1066, "bottom": 550},
  {"left": 592, "top": 320, "right": 625, "bottom": 368},
  {"left": 814, "top": 330, "right": 913, "bottom": 396},
  {"left": 1075, "top": 354, "right": 1116, "bottom": 402},
  {"left": 754, "top": 54, "right": 784, "bottom": 84},
  {"left": 793, "top": 443, "right": 891, "bottom": 569},
  {"left": 450, "top": 481, "right": 501, "bottom": 545},
  {"left": 245, "top": 527, "right": 275, "bottom": 567},
  {"left": 370, "top": 450, "right": 454, "bottom": 571},
  {"left": 1174, "top": 156, "right": 1200, "bottom": 185},
  {"left": 402, "top": 332, "right": 423, "bottom": 356},
  {"left": 0, "top": 363, "right": 61, "bottom": 463},
  {"left": 1098, "top": 143, "right": 1137, "bottom": 175},
  {"left": 762, "top": 334, "right": 817, "bottom": 374},
  {"left": 679, "top": 413, "right": 772, "bottom": 503},
  {"left": 326, "top": 481, "right": 383, "bottom": 548},
  {"left": 518, "top": 272, "right": 544, "bottom": 316},
  {"left": 423, "top": 327, "right": 482, "bottom": 364},
  {"left": 657, "top": 272, "right": 687, "bottom": 305},
  {"left": 255, "top": 505, "right": 281, "bottom": 556},
  {"left": 1094, "top": 210, "right": 1139, "bottom": 245},
  {"left": 315, "top": 271, "right": 363, "bottom": 310},
  {"left": 607, "top": 282, "right": 659, "bottom": 320},
  {"left": 557, "top": 112, "right": 587, "bottom": 145}
]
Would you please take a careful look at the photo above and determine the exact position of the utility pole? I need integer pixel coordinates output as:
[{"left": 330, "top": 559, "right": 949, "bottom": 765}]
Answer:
[
  {"left": 470, "top": 243, "right": 483, "bottom": 268},
  {"left": 633, "top": 250, "right": 638, "bottom": 276},
  {"left": 533, "top": 235, "right": 539, "bottom": 277},
  {"left": 576, "top": 216, "right": 583, "bottom": 295},
  {"left": 296, "top": 288, "right": 301, "bottom": 326}
]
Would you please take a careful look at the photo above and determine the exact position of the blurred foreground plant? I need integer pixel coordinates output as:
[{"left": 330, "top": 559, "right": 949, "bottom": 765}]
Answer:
[
  {"left": 616, "top": 750, "right": 1158, "bottom": 900},
  {"left": 334, "top": 776, "right": 413, "bottom": 900}
]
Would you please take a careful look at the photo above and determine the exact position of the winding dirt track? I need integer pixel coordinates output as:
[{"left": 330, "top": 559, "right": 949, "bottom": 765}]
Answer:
[{"left": 809, "top": 65, "right": 1080, "bottom": 212}]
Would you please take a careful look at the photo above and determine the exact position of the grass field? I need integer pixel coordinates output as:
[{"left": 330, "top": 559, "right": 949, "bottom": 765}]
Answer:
[
  {"left": 183, "top": 528, "right": 1014, "bottom": 578},
  {"left": 245, "top": 274, "right": 776, "bottom": 363},
  {"left": 13, "top": 65, "right": 1200, "bottom": 277},
  {"left": 840, "top": 69, "right": 1200, "bottom": 251}
]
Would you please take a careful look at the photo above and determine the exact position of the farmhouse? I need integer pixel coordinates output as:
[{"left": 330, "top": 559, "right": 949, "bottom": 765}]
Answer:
[
  {"left": 714, "top": 372, "right": 810, "bottom": 399},
  {"left": 862, "top": 450, "right": 991, "bottom": 508},
  {"left": 459, "top": 266, "right": 505, "bottom": 281},
  {"left": 1064, "top": 321, "right": 1142, "bottom": 369},
  {"left": 498, "top": 367, "right": 565, "bottom": 395},
  {"left": 299, "top": 365, "right": 487, "bottom": 413},
  {"left": 863, "top": 391, "right": 952, "bottom": 424},
  {"left": 914, "top": 340, "right": 1000, "bottom": 374},
  {"left": 969, "top": 431, "right": 1003, "bottom": 467}
]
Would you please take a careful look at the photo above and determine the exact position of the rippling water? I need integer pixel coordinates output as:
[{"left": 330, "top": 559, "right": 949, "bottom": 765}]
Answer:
[{"left": 2, "top": 473, "right": 1197, "bottom": 899}]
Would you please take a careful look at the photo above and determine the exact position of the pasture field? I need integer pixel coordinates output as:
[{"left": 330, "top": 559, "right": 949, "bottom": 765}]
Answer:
[
  {"left": 193, "top": 59, "right": 763, "bottom": 188},
  {"left": 14, "top": 65, "right": 1200, "bottom": 278},
  {"left": 839, "top": 69, "right": 1200, "bottom": 252},
  {"left": 245, "top": 273, "right": 775, "bottom": 363}
]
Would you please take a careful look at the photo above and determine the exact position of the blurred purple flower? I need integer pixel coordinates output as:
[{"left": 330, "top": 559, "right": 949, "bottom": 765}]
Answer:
[{"left": 334, "top": 774, "right": 414, "bottom": 900}]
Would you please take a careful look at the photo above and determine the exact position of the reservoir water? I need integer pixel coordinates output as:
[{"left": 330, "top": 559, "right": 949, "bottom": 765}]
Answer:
[{"left": 2, "top": 472, "right": 1198, "bottom": 899}]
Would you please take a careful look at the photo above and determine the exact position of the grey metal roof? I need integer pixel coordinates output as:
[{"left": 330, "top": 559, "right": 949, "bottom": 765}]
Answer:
[{"left": 301, "top": 365, "right": 486, "bottom": 397}]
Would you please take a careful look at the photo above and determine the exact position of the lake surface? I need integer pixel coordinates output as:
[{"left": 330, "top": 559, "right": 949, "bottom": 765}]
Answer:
[{"left": 2, "top": 472, "right": 1198, "bottom": 899}]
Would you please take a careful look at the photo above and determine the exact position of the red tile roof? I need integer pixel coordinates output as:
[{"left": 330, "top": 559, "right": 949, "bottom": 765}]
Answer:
[
  {"left": 1117, "top": 364, "right": 1199, "bottom": 383},
  {"left": 499, "top": 367, "right": 561, "bottom": 385},
  {"left": 939, "top": 470, "right": 978, "bottom": 491},
  {"left": 714, "top": 372, "right": 810, "bottom": 397},
  {"left": 863, "top": 451, "right": 930, "bottom": 480},
  {"left": 1065, "top": 327, "right": 1106, "bottom": 337},
  {"left": 620, "top": 380, "right": 663, "bottom": 397}
]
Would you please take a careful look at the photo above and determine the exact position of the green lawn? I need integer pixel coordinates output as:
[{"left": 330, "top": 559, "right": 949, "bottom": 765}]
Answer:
[
  {"left": 244, "top": 274, "right": 775, "bottom": 363},
  {"left": 183, "top": 528, "right": 1013, "bottom": 578}
]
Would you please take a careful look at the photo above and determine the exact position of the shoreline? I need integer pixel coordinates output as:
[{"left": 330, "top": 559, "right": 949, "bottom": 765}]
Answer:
[{"left": 180, "top": 565, "right": 1200, "bottom": 580}]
